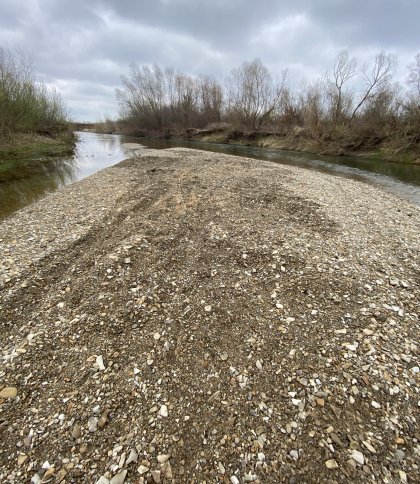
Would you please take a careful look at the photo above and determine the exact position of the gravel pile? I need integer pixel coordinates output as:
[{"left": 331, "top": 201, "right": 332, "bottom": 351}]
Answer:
[{"left": 0, "top": 148, "right": 419, "bottom": 483}]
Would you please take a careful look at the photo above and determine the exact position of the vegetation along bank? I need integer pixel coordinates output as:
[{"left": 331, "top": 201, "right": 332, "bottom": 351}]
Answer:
[
  {"left": 0, "top": 45, "right": 74, "bottom": 165},
  {"left": 96, "top": 52, "right": 420, "bottom": 164}
]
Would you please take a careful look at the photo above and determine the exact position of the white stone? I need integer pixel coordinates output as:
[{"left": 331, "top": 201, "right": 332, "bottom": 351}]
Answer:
[
  {"left": 159, "top": 405, "right": 168, "bottom": 417},
  {"left": 244, "top": 473, "right": 258, "bottom": 482},
  {"left": 289, "top": 449, "right": 299, "bottom": 460},
  {"left": 126, "top": 449, "right": 138, "bottom": 465},
  {"left": 157, "top": 454, "right": 170, "bottom": 464},
  {"left": 345, "top": 343, "right": 358, "bottom": 352},
  {"left": 350, "top": 450, "right": 365, "bottom": 465},
  {"left": 110, "top": 470, "right": 127, "bottom": 484},
  {"left": 138, "top": 465, "right": 149, "bottom": 475},
  {"left": 96, "top": 477, "right": 110, "bottom": 484},
  {"left": 96, "top": 355, "right": 106, "bottom": 371},
  {"left": 88, "top": 417, "right": 98, "bottom": 432}
]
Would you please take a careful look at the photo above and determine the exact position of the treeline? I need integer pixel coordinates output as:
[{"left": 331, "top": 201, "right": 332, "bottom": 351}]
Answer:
[
  {"left": 0, "top": 45, "right": 70, "bottom": 139},
  {"left": 117, "top": 51, "right": 420, "bottom": 151}
]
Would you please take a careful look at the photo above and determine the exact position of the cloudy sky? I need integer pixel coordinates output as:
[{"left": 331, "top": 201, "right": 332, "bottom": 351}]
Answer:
[{"left": 1, "top": 0, "right": 418, "bottom": 121}]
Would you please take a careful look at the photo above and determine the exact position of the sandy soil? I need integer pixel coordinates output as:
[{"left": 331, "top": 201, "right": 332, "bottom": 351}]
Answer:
[{"left": 0, "top": 148, "right": 419, "bottom": 483}]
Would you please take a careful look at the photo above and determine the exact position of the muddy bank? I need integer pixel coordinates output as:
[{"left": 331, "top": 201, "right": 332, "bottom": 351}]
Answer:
[
  {"left": 108, "top": 127, "right": 420, "bottom": 165},
  {"left": 0, "top": 149, "right": 419, "bottom": 483}
]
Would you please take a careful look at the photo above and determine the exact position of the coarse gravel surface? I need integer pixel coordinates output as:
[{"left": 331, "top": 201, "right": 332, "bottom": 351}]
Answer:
[{"left": 0, "top": 148, "right": 419, "bottom": 484}]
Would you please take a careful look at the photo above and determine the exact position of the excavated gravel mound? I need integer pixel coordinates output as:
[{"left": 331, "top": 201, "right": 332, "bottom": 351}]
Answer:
[{"left": 1, "top": 149, "right": 419, "bottom": 483}]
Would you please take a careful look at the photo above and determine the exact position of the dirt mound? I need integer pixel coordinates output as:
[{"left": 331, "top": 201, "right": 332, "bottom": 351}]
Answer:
[{"left": 1, "top": 149, "right": 419, "bottom": 483}]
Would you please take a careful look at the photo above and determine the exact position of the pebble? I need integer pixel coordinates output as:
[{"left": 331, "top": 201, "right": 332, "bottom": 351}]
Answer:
[
  {"left": 230, "top": 477, "right": 240, "bottom": 484},
  {"left": 157, "top": 454, "right": 170, "bottom": 464},
  {"left": 399, "top": 470, "right": 408, "bottom": 483},
  {"left": 345, "top": 343, "right": 358, "bottom": 352},
  {"left": 126, "top": 449, "right": 138, "bottom": 465},
  {"left": 88, "top": 416, "right": 98, "bottom": 433},
  {"left": 159, "top": 405, "right": 168, "bottom": 417},
  {"left": 96, "top": 355, "right": 106, "bottom": 370},
  {"left": 393, "top": 449, "right": 405, "bottom": 463},
  {"left": 17, "top": 454, "right": 28, "bottom": 466},
  {"left": 98, "top": 409, "right": 110, "bottom": 428},
  {"left": 151, "top": 470, "right": 161, "bottom": 483},
  {"left": 96, "top": 477, "right": 110, "bottom": 484},
  {"left": 350, "top": 450, "right": 365, "bottom": 465},
  {"left": 289, "top": 450, "right": 299, "bottom": 460},
  {"left": 325, "top": 459, "right": 338, "bottom": 469},
  {"left": 363, "top": 441, "right": 377, "bottom": 454},
  {"left": 244, "top": 473, "right": 258, "bottom": 482},
  {"left": 71, "top": 423, "right": 81, "bottom": 439},
  {"left": 110, "top": 470, "right": 127, "bottom": 484},
  {"left": 162, "top": 462, "right": 173, "bottom": 479},
  {"left": 208, "top": 390, "right": 221, "bottom": 403},
  {"left": 0, "top": 387, "right": 17, "bottom": 399},
  {"left": 138, "top": 465, "right": 149, "bottom": 475},
  {"left": 204, "top": 305, "right": 212, "bottom": 312}
]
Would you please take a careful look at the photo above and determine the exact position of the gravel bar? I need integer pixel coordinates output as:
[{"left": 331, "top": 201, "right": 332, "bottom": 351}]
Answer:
[{"left": 0, "top": 148, "right": 419, "bottom": 483}]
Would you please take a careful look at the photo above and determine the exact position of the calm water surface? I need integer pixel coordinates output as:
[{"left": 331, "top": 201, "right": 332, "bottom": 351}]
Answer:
[{"left": 0, "top": 131, "right": 419, "bottom": 221}]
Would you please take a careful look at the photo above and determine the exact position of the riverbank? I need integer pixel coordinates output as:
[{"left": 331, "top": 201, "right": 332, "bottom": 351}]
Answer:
[
  {"left": 100, "top": 125, "right": 420, "bottom": 165},
  {"left": 192, "top": 129, "right": 420, "bottom": 165},
  {"left": 0, "top": 133, "right": 75, "bottom": 167},
  {"left": 1, "top": 148, "right": 419, "bottom": 483}
]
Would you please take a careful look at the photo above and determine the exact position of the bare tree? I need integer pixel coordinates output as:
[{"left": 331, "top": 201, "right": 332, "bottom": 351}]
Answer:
[
  {"left": 296, "top": 81, "right": 325, "bottom": 135},
  {"left": 325, "top": 50, "right": 357, "bottom": 123},
  {"left": 173, "top": 73, "right": 200, "bottom": 127},
  {"left": 228, "top": 58, "right": 287, "bottom": 130},
  {"left": 351, "top": 52, "right": 397, "bottom": 119},
  {"left": 199, "top": 75, "right": 224, "bottom": 125},
  {"left": 407, "top": 52, "right": 420, "bottom": 98},
  {"left": 118, "top": 63, "right": 168, "bottom": 129}
]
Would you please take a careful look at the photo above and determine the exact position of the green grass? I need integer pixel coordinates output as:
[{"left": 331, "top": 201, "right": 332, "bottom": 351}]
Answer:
[{"left": 0, "top": 134, "right": 75, "bottom": 167}]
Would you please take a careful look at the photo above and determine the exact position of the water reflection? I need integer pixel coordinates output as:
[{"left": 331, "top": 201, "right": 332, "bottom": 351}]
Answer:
[
  {"left": 71, "top": 131, "right": 134, "bottom": 179},
  {"left": 0, "top": 132, "right": 134, "bottom": 221},
  {"left": 0, "top": 156, "right": 77, "bottom": 220}
]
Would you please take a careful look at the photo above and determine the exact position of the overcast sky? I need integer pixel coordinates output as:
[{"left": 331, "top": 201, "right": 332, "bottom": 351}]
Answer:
[{"left": 1, "top": 0, "right": 418, "bottom": 121}]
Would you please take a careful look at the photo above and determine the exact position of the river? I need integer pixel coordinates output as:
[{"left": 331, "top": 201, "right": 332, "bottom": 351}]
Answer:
[{"left": 0, "top": 131, "right": 419, "bottom": 220}]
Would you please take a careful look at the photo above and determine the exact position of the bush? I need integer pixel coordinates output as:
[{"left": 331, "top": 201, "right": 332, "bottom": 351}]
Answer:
[{"left": 0, "top": 45, "right": 69, "bottom": 139}]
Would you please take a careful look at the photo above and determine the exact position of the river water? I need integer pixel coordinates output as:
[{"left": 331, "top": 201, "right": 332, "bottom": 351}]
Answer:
[{"left": 0, "top": 131, "right": 419, "bottom": 220}]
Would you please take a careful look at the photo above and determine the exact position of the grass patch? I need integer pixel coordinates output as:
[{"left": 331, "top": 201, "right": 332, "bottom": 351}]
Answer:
[{"left": 0, "top": 133, "right": 75, "bottom": 167}]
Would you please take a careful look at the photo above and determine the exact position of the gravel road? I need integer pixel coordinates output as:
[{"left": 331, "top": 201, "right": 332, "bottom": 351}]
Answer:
[{"left": 1, "top": 148, "right": 419, "bottom": 483}]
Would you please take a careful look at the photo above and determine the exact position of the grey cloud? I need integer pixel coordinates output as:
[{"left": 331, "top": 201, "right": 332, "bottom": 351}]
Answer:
[{"left": 1, "top": 0, "right": 418, "bottom": 120}]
